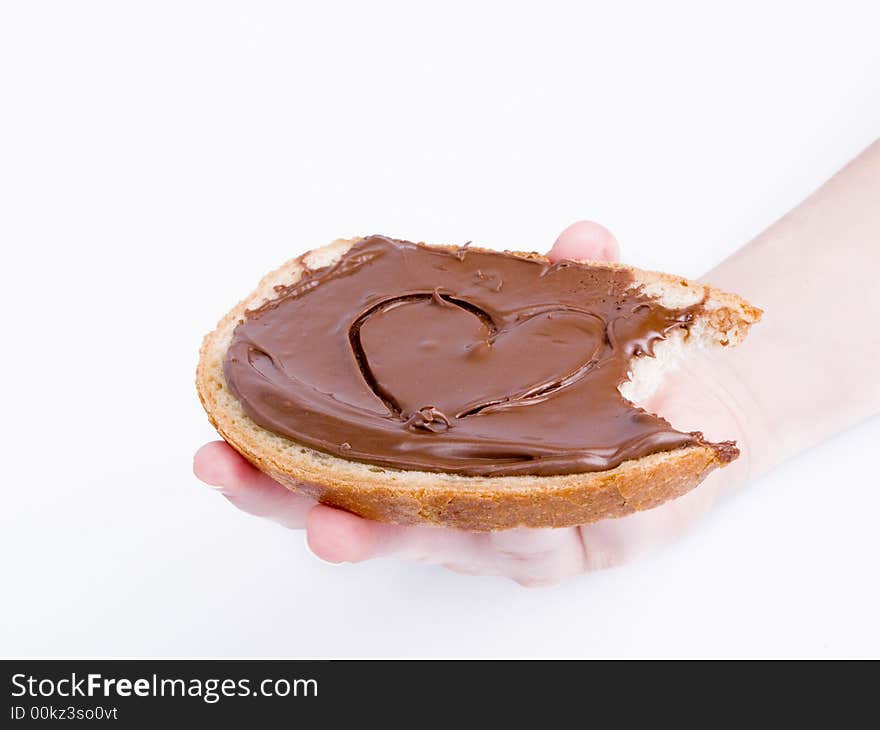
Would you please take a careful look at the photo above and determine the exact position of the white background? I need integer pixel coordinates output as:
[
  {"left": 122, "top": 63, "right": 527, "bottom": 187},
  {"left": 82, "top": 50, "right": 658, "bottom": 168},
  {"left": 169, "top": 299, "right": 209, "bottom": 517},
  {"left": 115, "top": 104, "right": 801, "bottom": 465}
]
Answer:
[{"left": 2, "top": 1, "right": 878, "bottom": 658}]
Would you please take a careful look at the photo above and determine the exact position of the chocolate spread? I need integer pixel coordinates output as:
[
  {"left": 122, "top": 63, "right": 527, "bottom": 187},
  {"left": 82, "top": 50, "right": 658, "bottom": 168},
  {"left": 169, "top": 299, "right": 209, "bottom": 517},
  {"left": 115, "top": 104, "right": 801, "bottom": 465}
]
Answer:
[{"left": 224, "top": 236, "right": 736, "bottom": 477}]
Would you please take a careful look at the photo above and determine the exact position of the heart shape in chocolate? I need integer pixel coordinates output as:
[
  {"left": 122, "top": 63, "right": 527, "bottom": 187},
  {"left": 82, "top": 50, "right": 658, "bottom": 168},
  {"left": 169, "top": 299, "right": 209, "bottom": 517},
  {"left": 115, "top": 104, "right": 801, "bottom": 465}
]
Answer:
[{"left": 354, "top": 292, "right": 608, "bottom": 425}]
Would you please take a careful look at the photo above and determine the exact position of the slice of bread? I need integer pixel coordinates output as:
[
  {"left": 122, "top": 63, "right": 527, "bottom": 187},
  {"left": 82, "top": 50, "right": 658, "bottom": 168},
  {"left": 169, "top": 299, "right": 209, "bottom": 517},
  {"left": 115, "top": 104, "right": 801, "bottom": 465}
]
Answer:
[{"left": 197, "top": 237, "right": 761, "bottom": 531}]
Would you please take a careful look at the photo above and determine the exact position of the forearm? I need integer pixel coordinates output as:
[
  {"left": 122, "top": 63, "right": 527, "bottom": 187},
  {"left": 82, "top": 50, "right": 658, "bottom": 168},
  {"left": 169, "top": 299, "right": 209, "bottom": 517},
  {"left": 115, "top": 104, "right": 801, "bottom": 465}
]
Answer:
[{"left": 701, "top": 139, "right": 880, "bottom": 478}]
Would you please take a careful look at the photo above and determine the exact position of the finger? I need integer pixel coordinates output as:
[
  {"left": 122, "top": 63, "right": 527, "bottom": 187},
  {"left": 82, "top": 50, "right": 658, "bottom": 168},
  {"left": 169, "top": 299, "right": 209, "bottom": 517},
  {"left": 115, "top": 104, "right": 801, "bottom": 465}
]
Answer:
[
  {"left": 549, "top": 220, "right": 620, "bottom": 263},
  {"left": 488, "top": 528, "right": 587, "bottom": 587},
  {"left": 306, "top": 504, "right": 488, "bottom": 566},
  {"left": 306, "top": 505, "right": 587, "bottom": 587},
  {"left": 193, "top": 441, "right": 314, "bottom": 529}
]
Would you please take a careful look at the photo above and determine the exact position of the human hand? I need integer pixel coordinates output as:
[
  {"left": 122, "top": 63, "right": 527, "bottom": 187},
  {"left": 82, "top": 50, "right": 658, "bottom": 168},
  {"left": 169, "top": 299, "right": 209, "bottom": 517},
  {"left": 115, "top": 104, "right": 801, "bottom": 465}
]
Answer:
[{"left": 194, "top": 221, "right": 749, "bottom": 586}]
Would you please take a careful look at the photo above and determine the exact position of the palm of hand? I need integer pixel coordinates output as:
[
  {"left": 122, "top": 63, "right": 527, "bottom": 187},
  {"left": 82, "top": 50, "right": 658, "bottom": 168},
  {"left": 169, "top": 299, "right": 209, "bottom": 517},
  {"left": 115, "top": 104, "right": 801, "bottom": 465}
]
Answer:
[{"left": 194, "top": 222, "right": 745, "bottom": 586}]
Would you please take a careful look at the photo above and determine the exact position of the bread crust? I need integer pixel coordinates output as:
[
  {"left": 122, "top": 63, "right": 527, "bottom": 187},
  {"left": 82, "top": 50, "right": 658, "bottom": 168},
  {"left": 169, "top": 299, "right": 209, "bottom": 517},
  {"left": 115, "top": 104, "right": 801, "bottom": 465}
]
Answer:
[{"left": 196, "top": 237, "right": 761, "bottom": 531}]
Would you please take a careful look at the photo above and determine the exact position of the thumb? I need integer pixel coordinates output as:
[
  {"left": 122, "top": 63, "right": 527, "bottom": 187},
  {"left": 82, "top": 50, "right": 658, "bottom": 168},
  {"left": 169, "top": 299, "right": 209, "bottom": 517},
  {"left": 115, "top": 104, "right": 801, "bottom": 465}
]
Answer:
[{"left": 549, "top": 220, "right": 620, "bottom": 263}]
